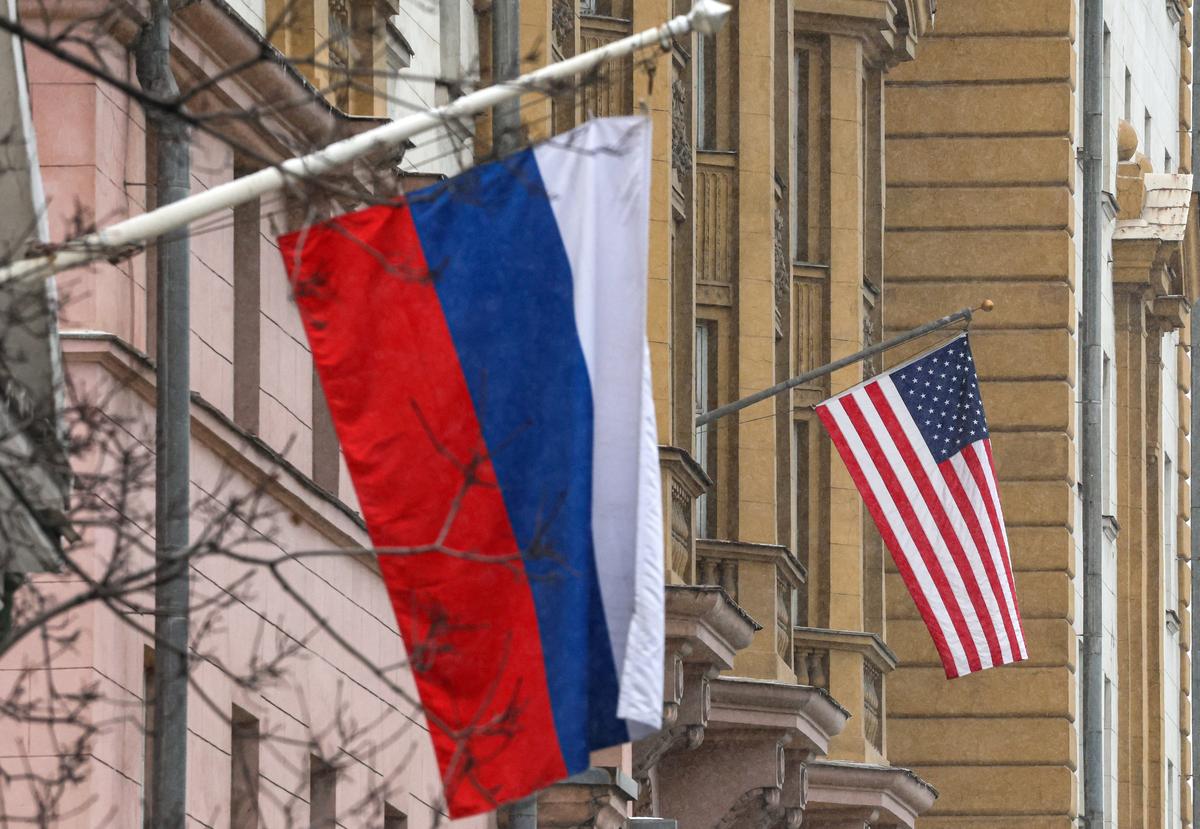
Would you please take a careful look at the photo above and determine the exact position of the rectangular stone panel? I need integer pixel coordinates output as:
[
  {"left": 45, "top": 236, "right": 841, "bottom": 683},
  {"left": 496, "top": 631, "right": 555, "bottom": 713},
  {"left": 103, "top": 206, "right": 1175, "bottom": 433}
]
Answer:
[
  {"left": 887, "top": 136, "right": 1073, "bottom": 186},
  {"left": 888, "top": 84, "right": 1072, "bottom": 137},
  {"left": 888, "top": 667, "right": 1071, "bottom": 717},
  {"left": 916, "top": 818, "right": 1076, "bottom": 829},
  {"left": 970, "top": 330, "right": 1073, "bottom": 382},
  {"left": 888, "top": 37, "right": 1073, "bottom": 84},
  {"left": 886, "top": 567, "right": 1073, "bottom": 619},
  {"left": 929, "top": 0, "right": 1073, "bottom": 36},
  {"left": 886, "top": 230, "right": 1072, "bottom": 280},
  {"left": 886, "top": 282, "right": 1075, "bottom": 331},
  {"left": 997, "top": 480, "right": 1074, "bottom": 527},
  {"left": 883, "top": 512, "right": 1076, "bottom": 574},
  {"left": 886, "top": 186, "right": 1072, "bottom": 231},
  {"left": 889, "top": 716, "right": 1075, "bottom": 765},
  {"left": 982, "top": 380, "right": 1073, "bottom": 432},
  {"left": 916, "top": 765, "right": 1074, "bottom": 817},
  {"left": 989, "top": 432, "right": 1073, "bottom": 480},
  {"left": 888, "top": 617, "right": 1074, "bottom": 668}
]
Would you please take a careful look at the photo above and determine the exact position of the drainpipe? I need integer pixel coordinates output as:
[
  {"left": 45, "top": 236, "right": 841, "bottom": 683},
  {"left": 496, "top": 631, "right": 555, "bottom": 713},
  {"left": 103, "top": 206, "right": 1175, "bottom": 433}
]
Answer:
[
  {"left": 1080, "top": 0, "right": 1105, "bottom": 827},
  {"left": 133, "top": 1, "right": 191, "bottom": 826},
  {"left": 1190, "top": 0, "right": 1199, "bottom": 822}
]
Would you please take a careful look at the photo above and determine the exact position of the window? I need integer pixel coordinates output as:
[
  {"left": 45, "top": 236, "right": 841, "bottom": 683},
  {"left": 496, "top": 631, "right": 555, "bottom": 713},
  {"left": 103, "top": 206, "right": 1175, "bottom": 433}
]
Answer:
[
  {"left": 312, "top": 369, "right": 339, "bottom": 494},
  {"left": 231, "top": 707, "right": 260, "bottom": 829},
  {"left": 1102, "top": 355, "right": 1111, "bottom": 508},
  {"left": 794, "top": 48, "right": 811, "bottom": 261},
  {"left": 1123, "top": 69, "right": 1132, "bottom": 122},
  {"left": 794, "top": 419, "right": 812, "bottom": 626},
  {"left": 696, "top": 32, "right": 717, "bottom": 149},
  {"left": 1168, "top": 759, "right": 1176, "bottom": 828},
  {"left": 1102, "top": 29, "right": 1111, "bottom": 190},
  {"left": 1104, "top": 677, "right": 1113, "bottom": 827},
  {"left": 1076, "top": 637, "right": 1085, "bottom": 821},
  {"left": 265, "top": 0, "right": 379, "bottom": 116},
  {"left": 310, "top": 755, "right": 337, "bottom": 829},
  {"left": 142, "top": 648, "right": 155, "bottom": 829},
  {"left": 328, "top": 0, "right": 351, "bottom": 111},
  {"left": 384, "top": 803, "right": 408, "bottom": 829},
  {"left": 1165, "top": 453, "right": 1177, "bottom": 612},
  {"left": 695, "top": 321, "right": 715, "bottom": 537},
  {"left": 1144, "top": 109, "right": 1152, "bottom": 165},
  {"left": 233, "top": 161, "right": 261, "bottom": 434}
]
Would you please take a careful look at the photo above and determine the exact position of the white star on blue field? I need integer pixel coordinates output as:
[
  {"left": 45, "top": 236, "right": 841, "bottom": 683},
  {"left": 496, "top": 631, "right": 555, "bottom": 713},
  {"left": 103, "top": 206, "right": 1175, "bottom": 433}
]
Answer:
[{"left": 890, "top": 337, "right": 989, "bottom": 463}]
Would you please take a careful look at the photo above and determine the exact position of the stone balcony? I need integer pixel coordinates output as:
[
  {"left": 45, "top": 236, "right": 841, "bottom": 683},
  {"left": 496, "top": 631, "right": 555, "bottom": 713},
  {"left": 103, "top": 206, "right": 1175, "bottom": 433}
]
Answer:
[
  {"left": 655, "top": 676, "right": 849, "bottom": 829},
  {"left": 660, "top": 446, "right": 711, "bottom": 585},
  {"left": 696, "top": 538, "right": 806, "bottom": 682},
  {"left": 802, "top": 761, "right": 937, "bottom": 829},
  {"left": 793, "top": 627, "right": 897, "bottom": 762},
  {"left": 635, "top": 585, "right": 759, "bottom": 817}
]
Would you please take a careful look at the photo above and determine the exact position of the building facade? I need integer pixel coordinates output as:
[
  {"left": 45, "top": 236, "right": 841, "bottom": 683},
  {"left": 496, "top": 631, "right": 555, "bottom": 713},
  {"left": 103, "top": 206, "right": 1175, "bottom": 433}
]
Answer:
[
  {"left": 511, "top": 0, "right": 942, "bottom": 827},
  {"left": 13, "top": 0, "right": 1200, "bottom": 827},
  {"left": 8, "top": 1, "right": 492, "bottom": 826},
  {"left": 886, "top": 0, "right": 1199, "bottom": 827}
]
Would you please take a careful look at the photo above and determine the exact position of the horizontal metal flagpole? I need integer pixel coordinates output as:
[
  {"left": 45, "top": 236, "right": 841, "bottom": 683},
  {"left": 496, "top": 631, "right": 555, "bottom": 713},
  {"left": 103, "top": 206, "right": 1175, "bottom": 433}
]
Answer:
[
  {"left": 695, "top": 300, "right": 995, "bottom": 428},
  {"left": 0, "top": 0, "right": 731, "bottom": 285}
]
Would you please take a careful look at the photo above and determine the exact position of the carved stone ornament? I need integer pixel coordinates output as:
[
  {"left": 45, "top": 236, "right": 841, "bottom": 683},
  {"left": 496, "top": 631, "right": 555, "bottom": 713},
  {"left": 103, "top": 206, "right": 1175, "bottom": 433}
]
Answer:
[
  {"left": 862, "top": 306, "right": 877, "bottom": 378},
  {"left": 552, "top": 0, "right": 574, "bottom": 51},
  {"left": 671, "top": 79, "right": 692, "bottom": 174},
  {"left": 773, "top": 205, "right": 787, "bottom": 327}
]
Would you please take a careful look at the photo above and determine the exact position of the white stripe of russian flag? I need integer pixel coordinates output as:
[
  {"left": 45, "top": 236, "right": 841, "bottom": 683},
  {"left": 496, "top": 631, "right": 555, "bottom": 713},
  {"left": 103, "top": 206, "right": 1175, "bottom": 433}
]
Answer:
[{"left": 534, "top": 117, "right": 664, "bottom": 737}]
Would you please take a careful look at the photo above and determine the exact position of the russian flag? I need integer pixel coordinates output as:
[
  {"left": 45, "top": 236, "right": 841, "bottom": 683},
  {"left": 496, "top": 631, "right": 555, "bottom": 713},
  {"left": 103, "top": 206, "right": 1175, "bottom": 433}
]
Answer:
[{"left": 278, "top": 117, "right": 664, "bottom": 816}]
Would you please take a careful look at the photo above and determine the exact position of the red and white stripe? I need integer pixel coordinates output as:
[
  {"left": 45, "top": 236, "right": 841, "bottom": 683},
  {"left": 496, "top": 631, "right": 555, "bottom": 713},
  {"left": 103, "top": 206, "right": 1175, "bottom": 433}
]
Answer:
[{"left": 816, "top": 376, "right": 1027, "bottom": 678}]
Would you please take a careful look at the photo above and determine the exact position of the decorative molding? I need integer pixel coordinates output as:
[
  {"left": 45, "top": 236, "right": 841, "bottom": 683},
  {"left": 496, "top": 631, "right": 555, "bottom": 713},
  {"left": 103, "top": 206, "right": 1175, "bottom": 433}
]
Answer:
[
  {"left": 660, "top": 445, "right": 710, "bottom": 583},
  {"left": 697, "top": 555, "right": 740, "bottom": 602},
  {"left": 579, "top": 15, "right": 633, "bottom": 117},
  {"left": 804, "top": 761, "right": 938, "bottom": 828},
  {"left": 775, "top": 575, "right": 793, "bottom": 667},
  {"left": 774, "top": 204, "right": 787, "bottom": 335},
  {"left": 697, "top": 152, "right": 737, "bottom": 286},
  {"left": 792, "top": 278, "right": 825, "bottom": 382},
  {"left": 671, "top": 79, "right": 692, "bottom": 175},
  {"left": 863, "top": 660, "right": 884, "bottom": 753},
  {"left": 792, "top": 626, "right": 899, "bottom": 673},
  {"left": 552, "top": 0, "right": 574, "bottom": 52},
  {"left": 60, "top": 333, "right": 367, "bottom": 547},
  {"left": 664, "top": 584, "right": 761, "bottom": 665}
]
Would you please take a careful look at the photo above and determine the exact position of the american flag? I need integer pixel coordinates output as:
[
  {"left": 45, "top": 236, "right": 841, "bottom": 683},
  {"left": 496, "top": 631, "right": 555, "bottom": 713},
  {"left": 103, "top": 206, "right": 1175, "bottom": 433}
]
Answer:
[{"left": 815, "top": 334, "right": 1027, "bottom": 678}]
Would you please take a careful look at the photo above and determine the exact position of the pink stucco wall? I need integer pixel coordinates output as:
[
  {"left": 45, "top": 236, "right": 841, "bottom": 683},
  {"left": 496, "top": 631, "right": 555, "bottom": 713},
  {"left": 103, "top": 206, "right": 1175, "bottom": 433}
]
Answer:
[{"left": 7, "top": 11, "right": 478, "bottom": 828}]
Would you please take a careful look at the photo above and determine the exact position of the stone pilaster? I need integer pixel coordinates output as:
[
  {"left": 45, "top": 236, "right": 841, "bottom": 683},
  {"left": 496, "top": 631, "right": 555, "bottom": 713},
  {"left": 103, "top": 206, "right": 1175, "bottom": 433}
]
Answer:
[
  {"left": 1112, "top": 231, "right": 1157, "bottom": 828},
  {"left": 734, "top": 0, "right": 778, "bottom": 545}
]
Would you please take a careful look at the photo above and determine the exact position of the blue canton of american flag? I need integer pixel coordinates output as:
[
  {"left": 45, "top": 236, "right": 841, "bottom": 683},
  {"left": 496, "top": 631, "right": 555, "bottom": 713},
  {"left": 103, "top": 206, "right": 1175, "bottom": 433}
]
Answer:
[{"left": 815, "top": 334, "right": 1027, "bottom": 678}]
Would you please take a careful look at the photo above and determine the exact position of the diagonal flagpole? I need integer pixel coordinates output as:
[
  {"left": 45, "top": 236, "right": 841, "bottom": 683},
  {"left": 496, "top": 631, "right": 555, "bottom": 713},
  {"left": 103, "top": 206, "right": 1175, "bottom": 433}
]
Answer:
[
  {"left": 695, "top": 300, "right": 996, "bottom": 428},
  {"left": 0, "top": 0, "right": 730, "bottom": 285}
]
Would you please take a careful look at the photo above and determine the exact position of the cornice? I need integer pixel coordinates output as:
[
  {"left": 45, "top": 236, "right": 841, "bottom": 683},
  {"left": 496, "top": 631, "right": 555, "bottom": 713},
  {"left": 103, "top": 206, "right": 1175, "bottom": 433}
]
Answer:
[
  {"left": 792, "top": 0, "right": 931, "bottom": 67},
  {"left": 659, "top": 443, "right": 714, "bottom": 493},
  {"left": 666, "top": 584, "right": 760, "bottom": 669},
  {"left": 709, "top": 675, "right": 850, "bottom": 755},
  {"left": 793, "top": 626, "right": 899, "bottom": 673},
  {"left": 58, "top": 331, "right": 369, "bottom": 552},
  {"left": 21, "top": 0, "right": 387, "bottom": 166},
  {"left": 805, "top": 759, "right": 938, "bottom": 827}
]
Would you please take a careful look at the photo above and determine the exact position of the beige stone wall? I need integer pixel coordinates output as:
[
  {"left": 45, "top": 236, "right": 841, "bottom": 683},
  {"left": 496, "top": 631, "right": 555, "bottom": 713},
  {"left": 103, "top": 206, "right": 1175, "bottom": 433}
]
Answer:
[{"left": 884, "top": 1, "right": 1080, "bottom": 826}]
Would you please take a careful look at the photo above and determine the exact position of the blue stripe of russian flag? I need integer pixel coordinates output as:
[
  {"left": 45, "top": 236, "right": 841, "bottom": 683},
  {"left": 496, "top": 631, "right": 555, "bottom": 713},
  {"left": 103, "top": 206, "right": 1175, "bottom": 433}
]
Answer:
[{"left": 279, "top": 116, "right": 664, "bottom": 816}]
